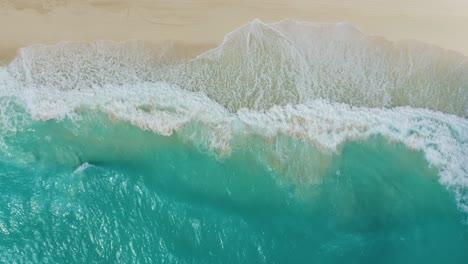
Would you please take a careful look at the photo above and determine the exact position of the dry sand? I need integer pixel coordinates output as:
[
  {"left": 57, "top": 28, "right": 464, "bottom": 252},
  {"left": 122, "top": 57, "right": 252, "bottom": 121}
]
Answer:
[{"left": 1, "top": 0, "right": 468, "bottom": 63}]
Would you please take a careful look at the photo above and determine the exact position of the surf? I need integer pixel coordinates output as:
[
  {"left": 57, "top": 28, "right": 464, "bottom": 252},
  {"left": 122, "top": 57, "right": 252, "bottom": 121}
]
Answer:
[
  {"left": 0, "top": 109, "right": 467, "bottom": 263},
  {"left": 0, "top": 19, "right": 467, "bottom": 263}
]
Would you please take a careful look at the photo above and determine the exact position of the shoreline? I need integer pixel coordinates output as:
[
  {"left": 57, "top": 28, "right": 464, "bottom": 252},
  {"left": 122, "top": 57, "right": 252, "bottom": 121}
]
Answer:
[{"left": 1, "top": 0, "right": 468, "bottom": 65}]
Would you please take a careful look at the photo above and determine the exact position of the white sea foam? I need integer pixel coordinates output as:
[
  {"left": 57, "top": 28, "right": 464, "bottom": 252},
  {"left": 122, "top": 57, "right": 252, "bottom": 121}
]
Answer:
[
  {"left": 5, "top": 19, "right": 468, "bottom": 116},
  {"left": 1, "top": 75, "right": 466, "bottom": 211},
  {"left": 0, "top": 19, "right": 467, "bottom": 211},
  {"left": 73, "top": 162, "right": 93, "bottom": 174}
]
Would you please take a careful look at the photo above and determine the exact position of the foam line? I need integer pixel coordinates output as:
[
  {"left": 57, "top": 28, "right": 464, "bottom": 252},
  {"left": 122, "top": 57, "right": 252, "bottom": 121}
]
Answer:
[
  {"left": 0, "top": 19, "right": 467, "bottom": 212},
  {"left": 4, "top": 19, "right": 467, "bottom": 116}
]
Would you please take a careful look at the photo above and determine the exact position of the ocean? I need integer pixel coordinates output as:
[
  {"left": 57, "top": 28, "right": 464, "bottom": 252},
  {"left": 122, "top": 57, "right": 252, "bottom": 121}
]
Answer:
[{"left": 0, "top": 19, "right": 467, "bottom": 263}]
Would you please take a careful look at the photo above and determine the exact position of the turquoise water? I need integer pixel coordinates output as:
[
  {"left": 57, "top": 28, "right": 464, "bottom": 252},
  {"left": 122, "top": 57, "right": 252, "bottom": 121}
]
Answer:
[
  {"left": 1, "top": 19, "right": 468, "bottom": 263},
  {"left": 0, "top": 110, "right": 467, "bottom": 263}
]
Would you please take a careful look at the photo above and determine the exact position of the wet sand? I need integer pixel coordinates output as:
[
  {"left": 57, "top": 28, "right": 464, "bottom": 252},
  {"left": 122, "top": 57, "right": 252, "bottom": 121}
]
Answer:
[{"left": 1, "top": 0, "right": 468, "bottom": 63}]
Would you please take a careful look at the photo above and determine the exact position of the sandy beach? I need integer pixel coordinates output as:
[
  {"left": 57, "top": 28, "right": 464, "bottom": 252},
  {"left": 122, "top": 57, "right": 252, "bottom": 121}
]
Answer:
[{"left": 1, "top": 0, "right": 468, "bottom": 63}]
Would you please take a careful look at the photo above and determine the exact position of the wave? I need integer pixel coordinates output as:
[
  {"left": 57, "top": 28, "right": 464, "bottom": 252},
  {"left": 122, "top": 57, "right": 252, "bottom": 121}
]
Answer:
[
  {"left": 1, "top": 81, "right": 467, "bottom": 213},
  {"left": 5, "top": 19, "right": 468, "bottom": 115},
  {"left": 0, "top": 19, "right": 467, "bottom": 213},
  {"left": 2, "top": 117, "right": 467, "bottom": 262}
]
